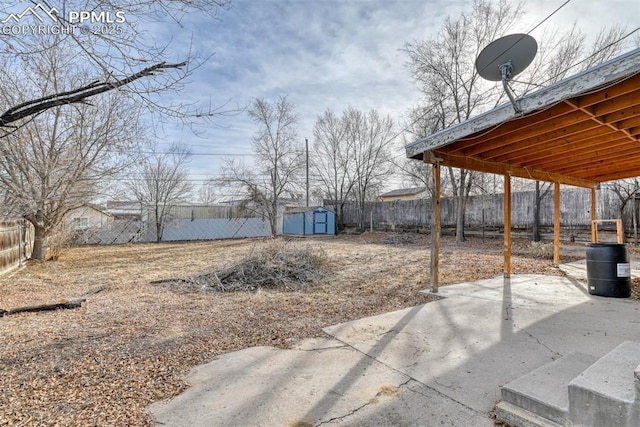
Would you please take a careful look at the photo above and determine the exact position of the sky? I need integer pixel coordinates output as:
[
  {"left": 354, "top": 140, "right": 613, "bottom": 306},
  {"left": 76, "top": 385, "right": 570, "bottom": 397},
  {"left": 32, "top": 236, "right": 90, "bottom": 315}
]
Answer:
[
  {"left": 154, "top": 0, "right": 639, "bottom": 195},
  {"left": 3, "top": 0, "right": 639, "bottom": 199}
]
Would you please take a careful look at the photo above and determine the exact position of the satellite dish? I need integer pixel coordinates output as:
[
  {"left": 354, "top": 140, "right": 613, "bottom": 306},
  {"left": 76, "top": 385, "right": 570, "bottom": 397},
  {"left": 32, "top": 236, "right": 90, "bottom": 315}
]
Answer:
[
  {"left": 475, "top": 33, "right": 537, "bottom": 113},
  {"left": 476, "top": 34, "right": 537, "bottom": 81}
]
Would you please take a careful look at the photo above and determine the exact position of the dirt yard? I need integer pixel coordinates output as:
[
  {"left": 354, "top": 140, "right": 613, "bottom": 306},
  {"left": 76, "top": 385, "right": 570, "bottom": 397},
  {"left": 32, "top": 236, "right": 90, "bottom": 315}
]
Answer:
[{"left": 0, "top": 233, "right": 601, "bottom": 425}]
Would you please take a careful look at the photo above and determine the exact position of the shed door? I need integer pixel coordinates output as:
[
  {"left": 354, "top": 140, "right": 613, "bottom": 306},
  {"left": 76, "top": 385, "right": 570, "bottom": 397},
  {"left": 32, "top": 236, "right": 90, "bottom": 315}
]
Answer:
[{"left": 313, "top": 211, "right": 328, "bottom": 234}]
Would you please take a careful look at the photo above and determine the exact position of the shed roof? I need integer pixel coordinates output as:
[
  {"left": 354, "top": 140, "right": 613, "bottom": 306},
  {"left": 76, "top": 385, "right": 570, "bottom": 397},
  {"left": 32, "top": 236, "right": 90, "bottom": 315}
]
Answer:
[
  {"left": 405, "top": 48, "right": 640, "bottom": 188},
  {"left": 285, "top": 206, "right": 334, "bottom": 214}
]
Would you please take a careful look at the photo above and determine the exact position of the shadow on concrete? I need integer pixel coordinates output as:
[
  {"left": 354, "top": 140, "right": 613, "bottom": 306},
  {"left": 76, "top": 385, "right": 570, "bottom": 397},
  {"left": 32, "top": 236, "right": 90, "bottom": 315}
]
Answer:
[{"left": 150, "top": 263, "right": 640, "bottom": 426}]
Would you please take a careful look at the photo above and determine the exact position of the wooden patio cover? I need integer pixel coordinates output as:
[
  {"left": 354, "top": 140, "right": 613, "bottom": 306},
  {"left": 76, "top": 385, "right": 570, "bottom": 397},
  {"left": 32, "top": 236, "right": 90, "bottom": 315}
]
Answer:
[{"left": 405, "top": 48, "right": 640, "bottom": 291}]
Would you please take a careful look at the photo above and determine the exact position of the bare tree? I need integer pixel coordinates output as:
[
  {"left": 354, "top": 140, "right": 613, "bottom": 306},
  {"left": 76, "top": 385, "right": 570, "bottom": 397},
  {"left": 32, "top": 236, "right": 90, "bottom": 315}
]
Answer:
[
  {"left": 404, "top": 0, "right": 523, "bottom": 242},
  {"left": 219, "top": 96, "right": 303, "bottom": 236},
  {"left": 608, "top": 178, "right": 640, "bottom": 243},
  {"left": 126, "top": 144, "right": 193, "bottom": 243},
  {"left": 404, "top": 0, "right": 629, "bottom": 242},
  {"left": 311, "top": 109, "right": 353, "bottom": 231},
  {"left": 0, "top": 2, "right": 234, "bottom": 258},
  {"left": 0, "top": 1, "right": 232, "bottom": 134},
  {"left": 198, "top": 179, "right": 218, "bottom": 204},
  {"left": 0, "top": 48, "right": 142, "bottom": 260},
  {"left": 395, "top": 106, "right": 444, "bottom": 196},
  {"left": 343, "top": 108, "right": 395, "bottom": 228},
  {"left": 521, "top": 25, "right": 628, "bottom": 240}
]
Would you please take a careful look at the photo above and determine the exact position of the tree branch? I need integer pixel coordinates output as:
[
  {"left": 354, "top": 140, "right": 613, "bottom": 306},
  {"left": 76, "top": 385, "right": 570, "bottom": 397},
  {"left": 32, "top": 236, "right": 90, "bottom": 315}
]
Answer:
[{"left": 0, "top": 62, "right": 186, "bottom": 128}]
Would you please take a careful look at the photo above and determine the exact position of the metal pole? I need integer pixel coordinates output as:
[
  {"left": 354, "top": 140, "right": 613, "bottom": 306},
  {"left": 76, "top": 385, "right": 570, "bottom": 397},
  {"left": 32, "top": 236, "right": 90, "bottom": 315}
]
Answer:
[{"left": 305, "top": 138, "right": 309, "bottom": 207}]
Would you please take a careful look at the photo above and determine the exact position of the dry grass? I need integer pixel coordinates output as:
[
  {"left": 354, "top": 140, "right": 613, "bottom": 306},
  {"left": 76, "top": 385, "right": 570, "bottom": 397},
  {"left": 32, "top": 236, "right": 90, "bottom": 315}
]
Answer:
[{"left": 0, "top": 233, "right": 576, "bottom": 426}]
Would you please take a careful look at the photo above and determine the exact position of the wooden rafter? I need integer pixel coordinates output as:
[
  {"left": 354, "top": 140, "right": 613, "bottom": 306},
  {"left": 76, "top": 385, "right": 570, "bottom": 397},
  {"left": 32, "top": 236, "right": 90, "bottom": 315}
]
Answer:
[
  {"left": 411, "top": 49, "right": 640, "bottom": 288},
  {"left": 407, "top": 49, "right": 640, "bottom": 187}
]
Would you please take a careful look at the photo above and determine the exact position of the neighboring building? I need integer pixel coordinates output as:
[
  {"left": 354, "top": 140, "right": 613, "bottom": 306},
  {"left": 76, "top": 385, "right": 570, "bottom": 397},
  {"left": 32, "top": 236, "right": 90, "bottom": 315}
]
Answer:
[
  {"left": 283, "top": 206, "right": 335, "bottom": 236},
  {"left": 105, "top": 201, "right": 143, "bottom": 220},
  {"left": 379, "top": 187, "right": 428, "bottom": 202},
  {"left": 142, "top": 204, "right": 240, "bottom": 222},
  {"left": 64, "top": 204, "right": 112, "bottom": 231}
]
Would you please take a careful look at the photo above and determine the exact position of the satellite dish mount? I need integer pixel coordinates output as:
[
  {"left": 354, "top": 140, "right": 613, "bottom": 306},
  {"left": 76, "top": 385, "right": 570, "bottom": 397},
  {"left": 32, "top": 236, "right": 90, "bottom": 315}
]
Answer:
[{"left": 475, "top": 34, "right": 538, "bottom": 114}]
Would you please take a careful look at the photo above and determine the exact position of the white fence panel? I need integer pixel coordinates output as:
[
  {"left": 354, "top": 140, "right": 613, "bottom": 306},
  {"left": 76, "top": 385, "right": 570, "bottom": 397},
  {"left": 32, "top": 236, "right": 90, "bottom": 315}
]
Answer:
[{"left": 160, "top": 218, "right": 271, "bottom": 241}]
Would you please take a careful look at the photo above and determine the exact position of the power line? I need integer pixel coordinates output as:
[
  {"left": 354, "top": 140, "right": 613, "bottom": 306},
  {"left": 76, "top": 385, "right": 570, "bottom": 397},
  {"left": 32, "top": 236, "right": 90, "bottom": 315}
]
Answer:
[
  {"left": 393, "top": 0, "right": 575, "bottom": 156},
  {"left": 392, "top": 1, "right": 640, "bottom": 165},
  {"left": 116, "top": 150, "right": 255, "bottom": 157},
  {"left": 538, "top": 26, "right": 640, "bottom": 87}
]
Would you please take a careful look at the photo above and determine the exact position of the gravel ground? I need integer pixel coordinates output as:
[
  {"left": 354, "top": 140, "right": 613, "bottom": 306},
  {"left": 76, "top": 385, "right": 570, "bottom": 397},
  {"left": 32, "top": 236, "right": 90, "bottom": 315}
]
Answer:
[{"left": 0, "top": 233, "right": 622, "bottom": 426}]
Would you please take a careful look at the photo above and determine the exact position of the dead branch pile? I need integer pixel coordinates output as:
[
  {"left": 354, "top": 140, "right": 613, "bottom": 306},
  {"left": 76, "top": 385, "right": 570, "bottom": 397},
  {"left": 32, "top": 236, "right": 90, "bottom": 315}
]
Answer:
[
  {"left": 175, "top": 241, "right": 327, "bottom": 292},
  {"left": 381, "top": 233, "right": 420, "bottom": 245}
]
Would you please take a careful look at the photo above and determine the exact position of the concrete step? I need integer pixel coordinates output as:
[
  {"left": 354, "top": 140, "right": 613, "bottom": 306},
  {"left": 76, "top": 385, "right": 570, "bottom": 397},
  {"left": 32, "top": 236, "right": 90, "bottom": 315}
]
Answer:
[
  {"left": 500, "top": 352, "right": 598, "bottom": 425},
  {"left": 568, "top": 341, "right": 640, "bottom": 426},
  {"left": 494, "top": 401, "right": 563, "bottom": 427}
]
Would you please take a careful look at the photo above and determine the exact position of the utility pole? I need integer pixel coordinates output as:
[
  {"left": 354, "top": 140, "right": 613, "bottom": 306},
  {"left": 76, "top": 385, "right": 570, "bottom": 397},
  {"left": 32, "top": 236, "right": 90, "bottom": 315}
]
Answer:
[{"left": 305, "top": 138, "right": 309, "bottom": 207}]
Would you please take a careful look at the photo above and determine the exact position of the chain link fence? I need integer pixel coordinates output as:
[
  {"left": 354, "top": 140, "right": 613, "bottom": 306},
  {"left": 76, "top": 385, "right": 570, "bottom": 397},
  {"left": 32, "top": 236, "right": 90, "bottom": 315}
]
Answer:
[{"left": 73, "top": 217, "right": 272, "bottom": 244}]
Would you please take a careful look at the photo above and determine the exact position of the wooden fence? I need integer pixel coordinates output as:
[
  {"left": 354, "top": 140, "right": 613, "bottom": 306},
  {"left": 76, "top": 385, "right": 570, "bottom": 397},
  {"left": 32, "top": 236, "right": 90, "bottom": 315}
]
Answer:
[
  {"left": 0, "top": 220, "right": 33, "bottom": 276},
  {"left": 332, "top": 187, "right": 639, "bottom": 241}
]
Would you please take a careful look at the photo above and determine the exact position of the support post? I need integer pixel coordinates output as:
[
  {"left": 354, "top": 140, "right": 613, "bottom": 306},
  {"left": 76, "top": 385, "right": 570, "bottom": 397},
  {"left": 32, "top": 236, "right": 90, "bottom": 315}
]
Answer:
[
  {"left": 591, "top": 186, "right": 597, "bottom": 243},
  {"left": 305, "top": 138, "right": 309, "bottom": 207},
  {"left": 504, "top": 173, "right": 511, "bottom": 278},
  {"left": 554, "top": 181, "right": 561, "bottom": 266},
  {"left": 431, "top": 160, "right": 441, "bottom": 293}
]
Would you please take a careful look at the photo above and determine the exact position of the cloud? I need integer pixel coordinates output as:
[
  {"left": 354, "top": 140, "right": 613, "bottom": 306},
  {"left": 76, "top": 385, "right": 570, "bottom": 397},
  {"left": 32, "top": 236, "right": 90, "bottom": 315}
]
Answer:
[{"left": 144, "top": 0, "right": 639, "bottom": 188}]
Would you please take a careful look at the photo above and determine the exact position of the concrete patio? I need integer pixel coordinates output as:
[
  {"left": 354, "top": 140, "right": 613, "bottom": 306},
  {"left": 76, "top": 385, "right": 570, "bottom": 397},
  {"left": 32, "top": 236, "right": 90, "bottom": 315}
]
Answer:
[{"left": 150, "top": 260, "right": 640, "bottom": 426}]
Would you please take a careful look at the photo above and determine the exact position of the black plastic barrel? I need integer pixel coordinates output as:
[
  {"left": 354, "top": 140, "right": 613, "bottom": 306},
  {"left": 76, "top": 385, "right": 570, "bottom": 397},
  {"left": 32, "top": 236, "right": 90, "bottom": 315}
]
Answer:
[{"left": 586, "top": 243, "right": 631, "bottom": 298}]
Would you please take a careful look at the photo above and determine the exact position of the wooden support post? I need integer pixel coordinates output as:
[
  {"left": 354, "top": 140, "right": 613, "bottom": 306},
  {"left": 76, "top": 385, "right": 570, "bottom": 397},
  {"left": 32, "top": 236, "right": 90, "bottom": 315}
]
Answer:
[
  {"left": 591, "top": 219, "right": 624, "bottom": 244},
  {"left": 617, "top": 220, "right": 624, "bottom": 243},
  {"left": 504, "top": 173, "right": 511, "bottom": 278},
  {"left": 554, "top": 181, "right": 561, "bottom": 266},
  {"left": 591, "top": 186, "right": 597, "bottom": 243},
  {"left": 431, "top": 160, "right": 441, "bottom": 293}
]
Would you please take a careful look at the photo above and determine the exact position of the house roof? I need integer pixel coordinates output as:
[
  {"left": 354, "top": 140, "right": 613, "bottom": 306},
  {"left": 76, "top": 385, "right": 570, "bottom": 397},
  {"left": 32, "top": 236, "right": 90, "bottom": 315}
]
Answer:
[
  {"left": 379, "top": 187, "right": 427, "bottom": 198},
  {"left": 71, "top": 203, "right": 111, "bottom": 214},
  {"left": 405, "top": 47, "right": 640, "bottom": 188},
  {"left": 104, "top": 200, "right": 142, "bottom": 216}
]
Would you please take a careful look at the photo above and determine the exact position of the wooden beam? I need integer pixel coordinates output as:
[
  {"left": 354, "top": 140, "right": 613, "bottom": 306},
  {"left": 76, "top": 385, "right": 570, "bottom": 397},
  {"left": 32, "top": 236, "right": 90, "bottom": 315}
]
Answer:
[
  {"left": 583, "top": 90, "right": 640, "bottom": 117},
  {"left": 431, "top": 159, "right": 441, "bottom": 293},
  {"left": 433, "top": 150, "right": 597, "bottom": 188},
  {"left": 591, "top": 187, "right": 597, "bottom": 242},
  {"left": 485, "top": 119, "right": 601, "bottom": 161},
  {"left": 449, "top": 103, "right": 577, "bottom": 154},
  {"left": 504, "top": 173, "right": 511, "bottom": 278},
  {"left": 558, "top": 153, "right": 640, "bottom": 177},
  {"left": 575, "top": 75, "right": 640, "bottom": 108},
  {"left": 502, "top": 127, "right": 619, "bottom": 165},
  {"left": 405, "top": 57, "right": 640, "bottom": 161},
  {"left": 565, "top": 98, "right": 640, "bottom": 140},
  {"left": 535, "top": 140, "right": 636, "bottom": 171},
  {"left": 460, "top": 107, "right": 584, "bottom": 156},
  {"left": 554, "top": 182, "right": 561, "bottom": 266},
  {"left": 560, "top": 163, "right": 640, "bottom": 181},
  {"left": 600, "top": 105, "right": 640, "bottom": 126}
]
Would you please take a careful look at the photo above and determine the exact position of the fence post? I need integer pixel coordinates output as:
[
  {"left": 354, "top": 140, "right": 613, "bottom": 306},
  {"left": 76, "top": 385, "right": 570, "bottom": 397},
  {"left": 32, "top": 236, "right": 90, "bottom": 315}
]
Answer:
[
  {"left": 18, "top": 222, "right": 23, "bottom": 267},
  {"left": 370, "top": 210, "right": 373, "bottom": 233}
]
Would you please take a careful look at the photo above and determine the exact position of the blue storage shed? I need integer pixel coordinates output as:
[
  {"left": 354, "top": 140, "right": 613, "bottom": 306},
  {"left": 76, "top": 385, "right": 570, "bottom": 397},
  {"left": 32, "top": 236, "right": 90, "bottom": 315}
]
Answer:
[{"left": 283, "top": 206, "right": 335, "bottom": 235}]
